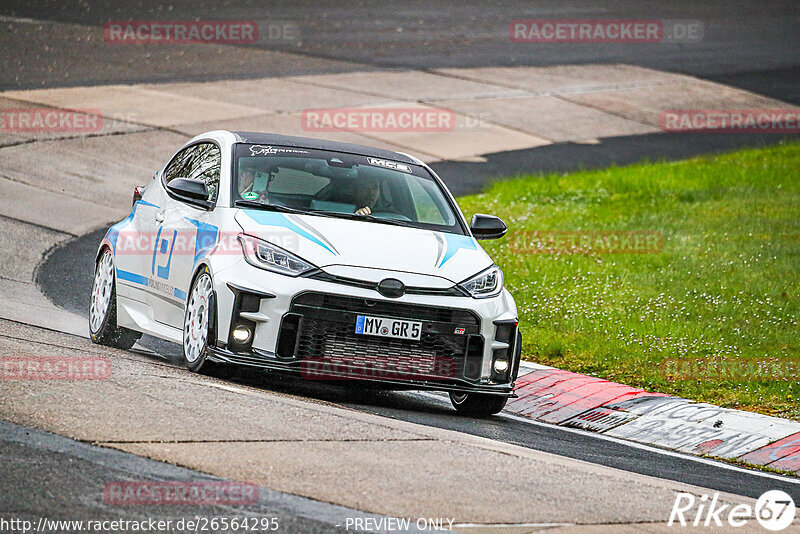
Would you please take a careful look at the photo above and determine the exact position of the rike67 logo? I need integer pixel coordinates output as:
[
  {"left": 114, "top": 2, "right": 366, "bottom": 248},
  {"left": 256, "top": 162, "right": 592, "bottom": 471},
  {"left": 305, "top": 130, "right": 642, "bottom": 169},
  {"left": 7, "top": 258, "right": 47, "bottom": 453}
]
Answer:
[{"left": 669, "top": 490, "right": 796, "bottom": 531}]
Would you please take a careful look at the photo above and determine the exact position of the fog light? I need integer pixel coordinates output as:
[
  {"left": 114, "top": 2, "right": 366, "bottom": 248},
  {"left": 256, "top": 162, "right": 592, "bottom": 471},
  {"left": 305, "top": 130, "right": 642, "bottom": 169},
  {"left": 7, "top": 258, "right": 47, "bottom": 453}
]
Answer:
[
  {"left": 232, "top": 325, "right": 252, "bottom": 343},
  {"left": 493, "top": 358, "right": 509, "bottom": 373}
]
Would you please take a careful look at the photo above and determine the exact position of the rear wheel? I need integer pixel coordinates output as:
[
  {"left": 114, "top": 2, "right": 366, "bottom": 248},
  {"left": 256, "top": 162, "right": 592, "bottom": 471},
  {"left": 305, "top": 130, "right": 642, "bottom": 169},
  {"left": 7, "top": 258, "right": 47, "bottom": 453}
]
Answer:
[
  {"left": 89, "top": 249, "right": 141, "bottom": 349},
  {"left": 449, "top": 392, "right": 508, "bottom": 416}
]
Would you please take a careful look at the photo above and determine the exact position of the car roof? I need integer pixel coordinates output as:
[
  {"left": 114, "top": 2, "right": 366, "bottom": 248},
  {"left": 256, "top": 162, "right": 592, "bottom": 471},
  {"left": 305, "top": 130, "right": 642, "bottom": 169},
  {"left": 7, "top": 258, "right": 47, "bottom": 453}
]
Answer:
[{"left": 230, "top": 131, "right": 419, "bottom": 165}]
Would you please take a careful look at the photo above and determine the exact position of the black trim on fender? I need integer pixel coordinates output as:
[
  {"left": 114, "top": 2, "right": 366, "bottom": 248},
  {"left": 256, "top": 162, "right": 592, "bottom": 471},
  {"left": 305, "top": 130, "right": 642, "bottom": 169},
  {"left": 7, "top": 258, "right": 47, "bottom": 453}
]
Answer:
[
  {"left": 224, "top": 283, "right": 272, "bottom": 352},
  {"left": 226, "top": 283, "right": 276, "bottom": 300},
  {"left": 207, "top": 290, "right": 218, "bottom": 348},
  {"left": 492, "top": 319, "right": 520, "bottom": 384}
]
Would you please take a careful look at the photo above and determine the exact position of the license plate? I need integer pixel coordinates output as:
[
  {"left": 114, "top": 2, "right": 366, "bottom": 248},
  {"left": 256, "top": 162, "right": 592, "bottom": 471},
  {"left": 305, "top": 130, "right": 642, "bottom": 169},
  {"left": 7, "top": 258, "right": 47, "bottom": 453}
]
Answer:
[{"left": 355, "top": 315, "right": 422, "bottom": 341}]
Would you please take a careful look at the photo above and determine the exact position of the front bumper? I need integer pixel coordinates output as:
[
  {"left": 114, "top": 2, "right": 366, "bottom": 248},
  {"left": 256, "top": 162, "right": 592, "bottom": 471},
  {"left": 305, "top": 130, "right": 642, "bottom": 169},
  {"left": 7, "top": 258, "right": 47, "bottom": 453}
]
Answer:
[{"left": 208, "top": 259, "right": 520, "bottom": 395}]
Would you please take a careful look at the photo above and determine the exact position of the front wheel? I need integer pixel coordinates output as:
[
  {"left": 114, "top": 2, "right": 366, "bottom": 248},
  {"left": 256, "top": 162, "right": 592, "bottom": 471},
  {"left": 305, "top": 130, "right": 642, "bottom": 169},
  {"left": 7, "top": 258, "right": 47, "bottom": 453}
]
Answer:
[
  {"left": 89, "top": 249, "right": 141, "bottom": 349},
  {"left": 449, "top": 392, "right": 508, "bottom": 416},
  {"left": 181, "top": 269, "right": 232, "bottom": 377},
  {"left": 182, "top": 269, "right": 215, "bottom": 372}
]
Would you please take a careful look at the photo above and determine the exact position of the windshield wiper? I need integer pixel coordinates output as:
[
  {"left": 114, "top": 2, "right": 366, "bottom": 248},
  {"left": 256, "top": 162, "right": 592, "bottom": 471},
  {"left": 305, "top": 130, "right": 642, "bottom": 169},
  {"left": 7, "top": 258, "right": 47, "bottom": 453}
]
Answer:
[
  {"left": 234, "top": 200, "right": 308, "bottom": 215},
  {"left": 235, "top": 201, "right": 350, "bottom": 221},
  {"left": 308, "top": 210, "right": 416, "bottom": 228},
  {"left": 235, "top": 202, "right": 416, "bottom": 228},
  {"left": 361, "top": 214, "right": 416, "bottom": 228}
]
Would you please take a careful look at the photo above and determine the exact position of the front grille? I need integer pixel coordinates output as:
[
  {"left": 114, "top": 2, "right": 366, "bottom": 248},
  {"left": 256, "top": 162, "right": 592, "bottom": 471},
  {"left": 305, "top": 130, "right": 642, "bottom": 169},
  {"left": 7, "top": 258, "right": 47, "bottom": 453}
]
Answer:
[
  {"left": 298, "top": 318, "right": 460, "bottom": 380},
  {"left": 283, "top": 292, "right": 482, "bottom": 381}
]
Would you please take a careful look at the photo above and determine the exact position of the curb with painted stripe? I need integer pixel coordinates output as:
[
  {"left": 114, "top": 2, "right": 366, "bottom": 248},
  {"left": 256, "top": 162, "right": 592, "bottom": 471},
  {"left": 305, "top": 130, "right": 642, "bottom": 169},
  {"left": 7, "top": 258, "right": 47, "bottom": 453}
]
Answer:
[{"left": 510, "top": 362, "right": 800, "bottom": 475}]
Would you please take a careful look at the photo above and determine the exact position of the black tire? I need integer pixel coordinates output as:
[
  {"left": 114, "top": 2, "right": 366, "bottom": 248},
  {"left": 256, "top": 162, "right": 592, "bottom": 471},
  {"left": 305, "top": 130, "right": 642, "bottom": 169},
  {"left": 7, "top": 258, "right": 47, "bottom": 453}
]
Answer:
[
  {"left": 89, "top": 249, "right": 141, "bottom": 350},
  {"left": 449, "top": 392, "right": 509, "bottom": 416},
  {"left": 511, "top": 330, "right": 523, "bottom": 381}
]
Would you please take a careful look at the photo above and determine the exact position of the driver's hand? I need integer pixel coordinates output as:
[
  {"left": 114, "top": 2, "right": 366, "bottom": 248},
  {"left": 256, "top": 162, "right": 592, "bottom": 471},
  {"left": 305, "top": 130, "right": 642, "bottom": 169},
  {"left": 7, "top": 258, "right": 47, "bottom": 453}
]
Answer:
[{"left": 355, "top": 206, "right": 371, "bottom": 215}]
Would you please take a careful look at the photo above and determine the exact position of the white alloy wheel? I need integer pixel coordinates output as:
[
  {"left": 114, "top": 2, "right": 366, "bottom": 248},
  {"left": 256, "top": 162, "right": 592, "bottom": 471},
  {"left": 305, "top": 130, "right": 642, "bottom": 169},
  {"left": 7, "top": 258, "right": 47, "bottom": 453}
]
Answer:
[
  {"left": 184, "top": 272, "right": 213, "bottom": 363},
  {"left": 90, "top": 250, "right": 115, "bottom": 334}
]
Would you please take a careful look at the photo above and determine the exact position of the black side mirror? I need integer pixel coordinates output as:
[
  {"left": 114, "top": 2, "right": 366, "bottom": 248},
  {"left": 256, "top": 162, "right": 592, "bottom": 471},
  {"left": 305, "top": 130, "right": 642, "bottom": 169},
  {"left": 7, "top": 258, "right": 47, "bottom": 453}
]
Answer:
[
  {"left": 166, "top": 178, "right": 209, "bottom": 202},
  {"left": 470, "top": 213, "right": 507, "bottom": 240}
]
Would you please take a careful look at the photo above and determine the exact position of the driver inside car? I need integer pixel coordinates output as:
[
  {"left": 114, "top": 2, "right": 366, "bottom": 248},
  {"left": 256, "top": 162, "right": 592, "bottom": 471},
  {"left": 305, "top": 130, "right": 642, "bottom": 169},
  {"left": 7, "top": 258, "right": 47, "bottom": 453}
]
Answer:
[{"left": 353, "top": 176, "right": 381, "bottom": 216}]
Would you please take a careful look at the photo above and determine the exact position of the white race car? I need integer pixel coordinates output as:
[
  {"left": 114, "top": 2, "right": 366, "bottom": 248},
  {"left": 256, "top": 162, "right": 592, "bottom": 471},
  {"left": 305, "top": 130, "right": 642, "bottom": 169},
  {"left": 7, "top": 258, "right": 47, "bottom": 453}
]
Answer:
[{"left": 90, "top": 131, "right": 521, "bottom": 415}]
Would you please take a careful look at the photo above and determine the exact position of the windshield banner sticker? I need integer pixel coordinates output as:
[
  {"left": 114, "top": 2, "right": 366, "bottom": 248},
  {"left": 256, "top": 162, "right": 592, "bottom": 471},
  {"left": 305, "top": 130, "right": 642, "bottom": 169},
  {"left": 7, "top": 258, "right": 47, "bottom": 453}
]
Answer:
[
  {"left": 367, "top": 157, "right": 412, "bottom": 173},
  {"left": 248, "top": 145, "right": 309, "bottom": 157}
]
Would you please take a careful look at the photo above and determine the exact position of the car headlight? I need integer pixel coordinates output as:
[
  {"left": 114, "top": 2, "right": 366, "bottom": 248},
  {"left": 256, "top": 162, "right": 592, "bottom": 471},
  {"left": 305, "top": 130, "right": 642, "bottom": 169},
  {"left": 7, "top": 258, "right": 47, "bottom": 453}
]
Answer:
[
  {"left": 238, "top": 234, "right": 316, "bottom": 277},
  {"left": 459, "top": 265, "right": 503, "bottom": 299}
]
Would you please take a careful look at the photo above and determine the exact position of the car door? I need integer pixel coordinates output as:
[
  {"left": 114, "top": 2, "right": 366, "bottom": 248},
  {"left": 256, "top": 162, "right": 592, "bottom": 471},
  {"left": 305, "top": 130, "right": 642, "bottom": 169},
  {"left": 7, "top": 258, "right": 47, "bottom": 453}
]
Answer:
[
  {"left": 150, "top": 142, "right": 221, "bottom": 328},
  {"left": 112, "top": 181, "right": 162, "bottom": 306}
]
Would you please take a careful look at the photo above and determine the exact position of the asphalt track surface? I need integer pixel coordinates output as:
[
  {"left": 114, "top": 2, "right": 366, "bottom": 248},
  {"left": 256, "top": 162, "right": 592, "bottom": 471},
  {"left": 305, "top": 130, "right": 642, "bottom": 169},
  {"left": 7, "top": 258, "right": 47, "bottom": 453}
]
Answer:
[
  {"left": 37, "top": 228, "right": 800, "bottom": 504},
  {"left": 1, "top": 420, "right": 390, "bottom": 533},
  {"left": 5, "top": 0, "right": 800, "bottom": 528},
  {"left": 1, "top": 1, "right": 798, "bottom": 193},
  {"left": 2, "top": 0, "right": 799, "bottom": 96}
]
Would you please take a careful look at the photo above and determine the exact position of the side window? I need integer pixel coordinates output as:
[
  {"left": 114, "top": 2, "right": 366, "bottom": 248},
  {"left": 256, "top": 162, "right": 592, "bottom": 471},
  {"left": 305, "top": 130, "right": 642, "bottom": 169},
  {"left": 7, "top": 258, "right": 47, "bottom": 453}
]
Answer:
[
  {"left": 187, "top": 143, "right": 221, "bottom": 202},
  {"left": 163, "top": 143, "right": 221, "bottom": 203},
  {"left": 163, "top": 146, "right": 195, "bottom": 184}
]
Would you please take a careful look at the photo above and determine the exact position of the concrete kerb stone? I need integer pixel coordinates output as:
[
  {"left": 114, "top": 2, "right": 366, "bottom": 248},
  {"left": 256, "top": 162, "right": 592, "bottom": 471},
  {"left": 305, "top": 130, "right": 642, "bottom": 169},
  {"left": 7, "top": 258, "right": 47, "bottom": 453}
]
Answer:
[{"left": 512, "top": 366, "right": 800, "bottom": 474}]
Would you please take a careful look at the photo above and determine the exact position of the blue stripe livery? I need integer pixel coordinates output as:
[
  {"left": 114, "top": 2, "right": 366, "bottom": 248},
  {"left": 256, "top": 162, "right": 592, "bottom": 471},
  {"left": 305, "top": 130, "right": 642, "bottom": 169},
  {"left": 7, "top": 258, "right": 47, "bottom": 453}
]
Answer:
[
  {"left": 242, "top": 210, "right": 337, "bottom": 255},
  {"left": 116, "top": 269, "right": 148, "bottom": 286},
  {"left": 438, "top": 234, "right": 477, "bottom": 267},
  {"left": 105, "top": 200, "right": 159, "bottom": 252},
  {"left": 185, "top": 218, "right": 220, "bottom": 265}
]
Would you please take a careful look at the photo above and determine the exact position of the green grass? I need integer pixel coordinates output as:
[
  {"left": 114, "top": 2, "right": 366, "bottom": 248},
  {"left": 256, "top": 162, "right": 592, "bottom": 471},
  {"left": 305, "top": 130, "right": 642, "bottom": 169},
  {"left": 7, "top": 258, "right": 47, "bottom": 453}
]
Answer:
[{"left": 457, "top": 141, "right": 800, "bottom": 419}]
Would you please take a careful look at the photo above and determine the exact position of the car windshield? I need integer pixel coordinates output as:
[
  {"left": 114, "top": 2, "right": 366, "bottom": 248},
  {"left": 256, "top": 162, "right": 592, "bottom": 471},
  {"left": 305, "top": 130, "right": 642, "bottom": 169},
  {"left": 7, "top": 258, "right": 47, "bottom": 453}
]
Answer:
[{"left": 232, "top": 144, "right": 465, "bottom": 234}]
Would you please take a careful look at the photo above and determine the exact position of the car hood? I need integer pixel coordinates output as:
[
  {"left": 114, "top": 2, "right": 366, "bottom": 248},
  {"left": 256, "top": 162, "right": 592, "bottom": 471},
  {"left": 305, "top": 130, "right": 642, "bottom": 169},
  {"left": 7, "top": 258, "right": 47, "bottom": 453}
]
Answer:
[{"left": 234, "top": 209, "right": 492, "bottom": 285}]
